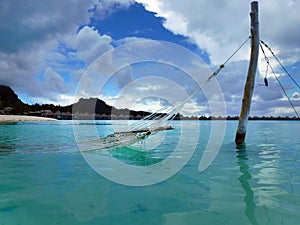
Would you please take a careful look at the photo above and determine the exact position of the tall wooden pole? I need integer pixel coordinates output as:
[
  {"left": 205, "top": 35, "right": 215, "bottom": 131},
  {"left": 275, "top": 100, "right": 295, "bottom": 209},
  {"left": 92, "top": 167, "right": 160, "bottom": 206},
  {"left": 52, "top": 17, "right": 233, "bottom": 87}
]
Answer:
[{"left": 235, "top": 1, "right": 259, "bottom": 147}]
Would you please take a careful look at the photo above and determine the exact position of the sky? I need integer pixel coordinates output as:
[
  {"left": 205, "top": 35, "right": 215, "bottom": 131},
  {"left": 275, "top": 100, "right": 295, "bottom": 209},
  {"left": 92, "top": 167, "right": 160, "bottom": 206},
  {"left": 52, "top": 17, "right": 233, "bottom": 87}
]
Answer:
[{"left": 0, "top": 0, "right": 300, "bottom": 117}]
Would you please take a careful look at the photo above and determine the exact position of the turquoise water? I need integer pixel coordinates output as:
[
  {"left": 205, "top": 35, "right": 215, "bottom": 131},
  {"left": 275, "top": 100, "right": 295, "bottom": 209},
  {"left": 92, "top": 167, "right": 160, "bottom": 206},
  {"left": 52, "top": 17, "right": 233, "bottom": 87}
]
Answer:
[{"left": 0, "top": 120, "right": 299, "bottom": 224}]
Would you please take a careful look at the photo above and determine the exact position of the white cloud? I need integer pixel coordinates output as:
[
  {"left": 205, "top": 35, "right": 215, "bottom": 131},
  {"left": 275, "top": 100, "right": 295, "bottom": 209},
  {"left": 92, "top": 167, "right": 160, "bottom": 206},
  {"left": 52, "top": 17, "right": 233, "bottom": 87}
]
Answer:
[
  {"left": 136, "top": 84, "right": 162, "bottom": 92},
  {"left": 94, "top": 74, "right": 193, "bottom": 113},
  {"left": 25, "top": 93, "right": 76, "bottom": 106},
  {"left": 272, "top": 107, "right": 300, "bottom": 117},
  {"left": 136, "top": 0, "right": 249, "bottom": 64},
  {"left": 1, "top": 0, "right": 299, "bottom": 117},
  {"left": 43, "top": 67, "right": 66, "bottom": 92},
  {"left": 0, "top": 1, "right": 118, "bottom": 105},
  {"left": 136, "top": 0, "right": 300, "bottom": 66},
  {"left": 0, "top": 0, "right": 97, "bottom": 52},
  {"left": 0, "top": 40, "right": 59, "bottom": 96},
  {"left": 291, "top": 92, "right": 300, "bottom": 101},
  {"left": 94, "top": 0, "right": 133, "bottom": 19},
  {"left": 66, "top": 26, "right": 113, "bottom": 66},
  {"left": 181, "top": 101, "right": 207, "bottom": 116},
  {"left": 0, "top": 0, "right": 98, "bottom": 103},
  {"left": 132, "top": 0, "right": 300, "bottom": 117}
]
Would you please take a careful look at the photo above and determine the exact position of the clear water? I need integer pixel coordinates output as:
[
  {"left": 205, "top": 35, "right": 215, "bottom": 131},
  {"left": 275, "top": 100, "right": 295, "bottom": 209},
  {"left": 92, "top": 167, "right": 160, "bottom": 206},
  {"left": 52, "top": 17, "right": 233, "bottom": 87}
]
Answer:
[{"left": 0, "top": 120, "right": 299, "bottom": 225}]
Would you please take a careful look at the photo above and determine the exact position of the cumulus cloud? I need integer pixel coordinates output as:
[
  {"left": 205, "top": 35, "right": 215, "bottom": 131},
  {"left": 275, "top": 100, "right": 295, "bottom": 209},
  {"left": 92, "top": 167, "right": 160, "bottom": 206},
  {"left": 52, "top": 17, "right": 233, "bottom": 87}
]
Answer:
[
  {"left": 76, "top": 36, "right": 230, "bottom": 116},
  {"left": 0, "top": 0, "right": 117, "bottom": 105},
  {"left": 1, "top": 0, "right": 299, "bottom": 117},
  {"left": 0, "top": 41, "right": 57, "bottom": 97},
  {"left": 104, "top": 76, "right": 191, "bottom": 112},
  {"left": 65, "top": 26, "right": 113, "bottom": 65},
  {"left": 132, "top": 0, "right": 300, "bottom": 117},
  {"left": 0, "top": 0, "right": 97, "bottom": 53},
  {"left": 43, "top": 67, "right": 66, "bottom": 92},
  {"left": 291, "top": 92, "right": 300, "bottom": 101},
  {"left": 94, "top": 0, "right": 133, "bottom": 19},
  {"left": 136, "top": 0, "right": 300, "bottom": 65}
]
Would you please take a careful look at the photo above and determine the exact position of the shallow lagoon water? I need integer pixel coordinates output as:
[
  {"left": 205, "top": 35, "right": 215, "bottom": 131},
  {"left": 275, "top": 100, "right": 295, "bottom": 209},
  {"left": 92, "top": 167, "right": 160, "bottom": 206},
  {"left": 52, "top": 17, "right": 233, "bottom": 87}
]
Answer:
[{"left": 0, "top": 120, "right": 299, "bottom": 224}]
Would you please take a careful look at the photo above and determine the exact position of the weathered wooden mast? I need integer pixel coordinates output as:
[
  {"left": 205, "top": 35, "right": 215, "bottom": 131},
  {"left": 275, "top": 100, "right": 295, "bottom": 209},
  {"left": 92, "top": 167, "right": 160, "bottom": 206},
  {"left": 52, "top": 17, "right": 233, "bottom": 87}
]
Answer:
[{"left": 235, "top": 1, "right": 259, "bottom": 147}]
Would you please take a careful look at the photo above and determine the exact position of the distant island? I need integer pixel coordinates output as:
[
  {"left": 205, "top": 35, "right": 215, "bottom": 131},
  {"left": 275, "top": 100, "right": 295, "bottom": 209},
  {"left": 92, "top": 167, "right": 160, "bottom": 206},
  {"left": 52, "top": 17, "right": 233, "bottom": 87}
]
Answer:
[
  {"left": 0, "top": 85, "right": 151, "bottom": 120},
  {"left": 0, "top": 85, "right": 299, "bottom": 120}
]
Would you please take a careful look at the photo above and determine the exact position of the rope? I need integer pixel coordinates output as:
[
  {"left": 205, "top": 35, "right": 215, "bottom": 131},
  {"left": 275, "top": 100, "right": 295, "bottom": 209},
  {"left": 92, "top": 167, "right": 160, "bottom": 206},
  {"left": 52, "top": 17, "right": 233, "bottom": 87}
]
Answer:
[
  {"left": 260, "top": 43, "right": 299, "bottom": 118},
  {"left": 154, "top": 35, "right": 252, "bottom": 128},
  {"left": 207, "top": 36, "right": 251, "bottom": 82},
  {"left": 126, "top": 36, "right": 252, "bottom": 133},
  {"left": 260, "top": 43, "right": 269, "bottom": 87},
  {"left": 224, "top": 36, "right": 252, "bottom": 65},
  {"left": 260, "top": 40, "right": 300, "bottom": 90}
]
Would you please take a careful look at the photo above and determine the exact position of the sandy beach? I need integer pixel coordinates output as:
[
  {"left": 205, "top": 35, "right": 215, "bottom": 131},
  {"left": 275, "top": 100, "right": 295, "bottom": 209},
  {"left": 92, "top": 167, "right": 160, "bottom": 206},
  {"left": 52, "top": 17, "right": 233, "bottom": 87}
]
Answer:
[{"left": 0, "top": 115, "right": 57, "bottom": 123}]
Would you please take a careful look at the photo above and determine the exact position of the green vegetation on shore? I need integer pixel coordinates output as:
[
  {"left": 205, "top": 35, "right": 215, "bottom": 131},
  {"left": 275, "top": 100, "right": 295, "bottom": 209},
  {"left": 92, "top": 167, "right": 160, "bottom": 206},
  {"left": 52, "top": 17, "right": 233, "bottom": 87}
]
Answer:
[{"left": 0, "top": 85, "right": 298, "bottom": 120}]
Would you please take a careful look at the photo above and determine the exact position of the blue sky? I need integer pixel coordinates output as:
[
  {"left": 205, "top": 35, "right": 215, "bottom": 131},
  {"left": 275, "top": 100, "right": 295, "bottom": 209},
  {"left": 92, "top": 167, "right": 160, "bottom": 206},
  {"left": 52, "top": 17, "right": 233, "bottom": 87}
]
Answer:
[
  {"left": 0, "top": 0, "right": 299, "bottom": 117},
  {"left": 89, "top": 3, "right": 208, "bottom": 61}
]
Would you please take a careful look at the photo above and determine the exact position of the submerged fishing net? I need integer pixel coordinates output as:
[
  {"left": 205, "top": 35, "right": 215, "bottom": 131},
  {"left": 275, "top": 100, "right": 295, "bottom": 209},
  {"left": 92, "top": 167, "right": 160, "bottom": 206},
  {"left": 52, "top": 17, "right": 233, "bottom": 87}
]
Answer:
[
  {"left": 79, "top": 125, "right": 175, "bottom": 152},
  {"left": 79, "top": 132, "right": 148, "bottom": 151}
]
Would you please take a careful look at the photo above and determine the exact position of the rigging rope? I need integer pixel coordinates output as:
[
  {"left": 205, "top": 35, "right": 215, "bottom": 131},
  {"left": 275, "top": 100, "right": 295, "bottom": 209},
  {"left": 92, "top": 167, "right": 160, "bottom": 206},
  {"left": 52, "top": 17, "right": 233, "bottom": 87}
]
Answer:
[
  {"left": 260, "top": 40, "right": 300, "bottom": 90},
  {"left": 91, "top": 37, "right": 299, "bottom": 151},
  {"left": 177, "top": 36, "right": 251, "bottom": 110},
  {"left": 260, "top": 43, "right": 300, "bottom": 118},
  {"left": 127, "top": 36, "right": 252, "bottom": 134},
  {"left": 207, "top": 36, "right": 251, "bottom": 82},
  {"left": 93, "top": 36, "right": 253, "bottom": 150}
]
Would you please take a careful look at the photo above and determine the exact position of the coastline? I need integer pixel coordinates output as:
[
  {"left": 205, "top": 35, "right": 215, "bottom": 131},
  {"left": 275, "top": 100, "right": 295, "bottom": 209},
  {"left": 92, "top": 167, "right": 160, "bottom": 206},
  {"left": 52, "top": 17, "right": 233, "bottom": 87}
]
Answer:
[{"left": 0, "top": 115, "right": 57, "bottom": 123}]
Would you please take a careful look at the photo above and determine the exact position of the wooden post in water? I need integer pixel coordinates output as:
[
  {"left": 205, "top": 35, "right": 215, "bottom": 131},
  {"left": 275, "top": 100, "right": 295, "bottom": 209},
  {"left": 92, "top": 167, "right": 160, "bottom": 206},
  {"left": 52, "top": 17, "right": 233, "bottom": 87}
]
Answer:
[{"left": 235, "top": 1, "right": 259, "bottom": 147}]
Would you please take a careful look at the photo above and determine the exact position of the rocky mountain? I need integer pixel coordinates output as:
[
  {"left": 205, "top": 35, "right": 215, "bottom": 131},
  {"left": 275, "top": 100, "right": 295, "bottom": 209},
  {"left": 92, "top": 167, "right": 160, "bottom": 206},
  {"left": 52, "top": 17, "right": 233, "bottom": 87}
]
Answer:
[
  {"left": 72, "top": 97, "right": 113, "bottom": 114},
  {"left": 0, "top": 85, "right": 23, "bottom": 107},
  {"left": 0, "top": 85, "right": 150, "bottom": 118},
  {"left": 0, "top": 85, "right": 30, "bottom": 114}
]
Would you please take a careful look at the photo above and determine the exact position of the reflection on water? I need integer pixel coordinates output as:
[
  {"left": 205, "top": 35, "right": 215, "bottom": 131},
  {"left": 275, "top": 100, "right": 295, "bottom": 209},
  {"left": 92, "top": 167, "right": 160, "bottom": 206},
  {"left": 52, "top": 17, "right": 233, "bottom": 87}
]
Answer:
[
  {"left": 0, "top": 123, "right": 18, "bottom": 153},
  {"left": 236, "top": 139, "right": 299, "bottom": 224},
  {"left": 237, "top": 150, "right": 259, "bottom": 225},
  {"left": 109, "top": 147, "right": 164, "bottom": 166},
  {"left": 0, "top": 143, "right": 16, "bottom": 153},
  {"left": 255, "top": 146, "right": 285, "bottom": 209}
]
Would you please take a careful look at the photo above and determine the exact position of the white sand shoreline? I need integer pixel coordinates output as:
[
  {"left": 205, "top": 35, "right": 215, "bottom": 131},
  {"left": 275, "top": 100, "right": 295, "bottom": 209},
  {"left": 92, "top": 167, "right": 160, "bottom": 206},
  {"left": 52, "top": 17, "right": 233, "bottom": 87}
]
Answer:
[{"left": 0, "top": 115, "right": 57, "bottom": 123}]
